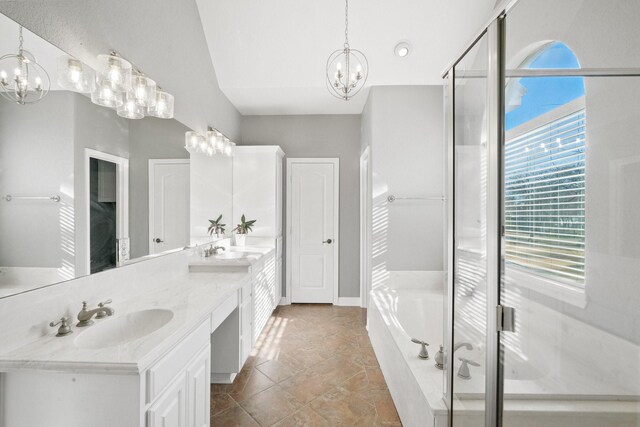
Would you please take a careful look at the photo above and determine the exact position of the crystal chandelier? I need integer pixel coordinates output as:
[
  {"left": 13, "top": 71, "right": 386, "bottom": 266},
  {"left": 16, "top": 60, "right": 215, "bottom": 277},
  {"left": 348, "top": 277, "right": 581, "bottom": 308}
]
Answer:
[
  {"left": 326, "top": 0, "right": 368, "bottom": 101},
  {"left": 0, "top": 26, "right": 50, "bottom": 105}
]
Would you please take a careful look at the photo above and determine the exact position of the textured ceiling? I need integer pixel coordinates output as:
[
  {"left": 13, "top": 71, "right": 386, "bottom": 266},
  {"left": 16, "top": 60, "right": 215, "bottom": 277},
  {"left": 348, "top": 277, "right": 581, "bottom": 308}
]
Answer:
[{"left": 196, "top": 0, "right": 496, "bottom": 115}]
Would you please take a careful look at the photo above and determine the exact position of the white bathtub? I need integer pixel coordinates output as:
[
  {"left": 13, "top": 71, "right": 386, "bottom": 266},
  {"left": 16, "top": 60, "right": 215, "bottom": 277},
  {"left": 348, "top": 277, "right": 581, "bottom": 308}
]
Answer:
[
  {"left": 367, "top": 271, "right": 448, "bottom": 427},
  {"left": 369, "top": 271, "right": 640, "bottom": 427}
]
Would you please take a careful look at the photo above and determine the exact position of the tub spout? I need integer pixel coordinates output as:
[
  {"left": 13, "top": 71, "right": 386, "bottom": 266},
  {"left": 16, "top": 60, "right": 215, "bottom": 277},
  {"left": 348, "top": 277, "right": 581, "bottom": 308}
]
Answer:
[
  {"left": 411, "top": 338, "right": 430, "bottom": 359},
  {"left": 454, "top": 342, "right": 473, "bottom": 353}
]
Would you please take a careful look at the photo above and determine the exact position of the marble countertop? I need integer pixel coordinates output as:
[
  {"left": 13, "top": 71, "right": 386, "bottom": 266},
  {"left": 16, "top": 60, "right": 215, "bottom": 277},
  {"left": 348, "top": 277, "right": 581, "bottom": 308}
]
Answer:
[
  {"left": 0, "top": 269, "right": 251, "bottom": 375},
  {"left": 188, "top": 246, "right": 274, "bottom": 268}
]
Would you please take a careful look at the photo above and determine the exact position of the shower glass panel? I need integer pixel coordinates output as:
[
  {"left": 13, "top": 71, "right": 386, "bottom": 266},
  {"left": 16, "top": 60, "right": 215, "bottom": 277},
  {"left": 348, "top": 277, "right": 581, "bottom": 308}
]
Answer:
[
  {"left": 499, "top": 0, "right": 640, "bottom": 425},
  {"left": 451, "top": 32, "right": 489, "bottom": 425}
]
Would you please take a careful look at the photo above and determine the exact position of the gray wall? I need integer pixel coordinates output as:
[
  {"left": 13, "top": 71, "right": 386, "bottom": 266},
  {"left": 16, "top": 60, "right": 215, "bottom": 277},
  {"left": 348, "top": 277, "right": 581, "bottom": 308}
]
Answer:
[
  {"left": 128, "top": 118, "right": 190, "bottom": 259},
  {"left": 241, "top": 115, "right": 361, "bottom": 298},
  {"left": 0, "top": 93, "right": 75, "bottom": 269},
  {"left": 363, "top": 86, "right": 445, "bottom": 275},
  {"left": 0, "top": 0, "right": 241, "bottom": 139}
]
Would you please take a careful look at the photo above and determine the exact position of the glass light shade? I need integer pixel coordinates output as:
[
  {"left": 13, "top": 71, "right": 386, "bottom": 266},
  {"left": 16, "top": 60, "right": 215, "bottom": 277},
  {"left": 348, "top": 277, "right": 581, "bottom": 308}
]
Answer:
[
  {"left": 128, "top": 75, "right": 156, "bottom": 108},
  {"left": 56, "top": 56, "right": 95, "bottom": 93},
  {"left": 91, "top": 82, "right": 124, "bottom": 109},
  {"left": 117, "top": 98, "right": 144, "bottom": 119},
  {"left": 147, "top": 90, "right": 174, "bottom": 119},
  {"left": 224, "top": 140, "right": 235, "bottom": 156},
  {"left": 206, "top": 130, "right": 218, "bottom": 152},
  {"left": 185, "top": 131, "right": 201, "bottom": 151},
  {"left": 96, "top": 54, "right": 132, "bottom": 92},
  {"left": 214, "top": 132, "right": 225, "bottom": 152}
]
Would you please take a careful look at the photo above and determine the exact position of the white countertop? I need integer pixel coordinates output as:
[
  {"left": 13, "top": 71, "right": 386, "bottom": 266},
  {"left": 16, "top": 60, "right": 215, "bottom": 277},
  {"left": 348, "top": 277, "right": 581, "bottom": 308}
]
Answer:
[
  {"left": 0, "top": 270, "right": 250, "bottom": 375},
  {"left": 188, "top": 246, "right": 274, "bottom": 268}
]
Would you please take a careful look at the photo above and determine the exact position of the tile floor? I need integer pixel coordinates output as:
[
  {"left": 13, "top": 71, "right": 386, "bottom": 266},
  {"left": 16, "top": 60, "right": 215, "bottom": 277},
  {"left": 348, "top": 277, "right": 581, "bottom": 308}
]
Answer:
[{"left": 211, "top": 304, "right": 402, "bottom": 426}]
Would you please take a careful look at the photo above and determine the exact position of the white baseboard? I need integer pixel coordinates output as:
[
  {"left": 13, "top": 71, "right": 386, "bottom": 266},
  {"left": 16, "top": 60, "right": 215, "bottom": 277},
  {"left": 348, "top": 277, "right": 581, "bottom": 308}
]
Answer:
[
  {"left": 279, "top": 297, "right": 290, "bottom": 305},
  {"left": 336, "top": 297, "right": 361, "bottom": 306},
  {"left": 210, "top": 372, "right": 237, "bottom": 384}
]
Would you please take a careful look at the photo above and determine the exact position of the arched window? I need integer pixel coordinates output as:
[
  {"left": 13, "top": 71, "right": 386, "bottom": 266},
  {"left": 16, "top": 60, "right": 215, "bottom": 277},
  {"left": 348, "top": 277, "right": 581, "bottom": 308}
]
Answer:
[{"left": 504, "top": 42, "right": 586, "bottom": 287}]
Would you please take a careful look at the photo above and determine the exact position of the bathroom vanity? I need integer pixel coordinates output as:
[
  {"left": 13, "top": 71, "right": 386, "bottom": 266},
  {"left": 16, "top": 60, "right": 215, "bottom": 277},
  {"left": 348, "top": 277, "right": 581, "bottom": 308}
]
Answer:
[{"left": 0, "top": 246, "right": 278, "bottom": 427}]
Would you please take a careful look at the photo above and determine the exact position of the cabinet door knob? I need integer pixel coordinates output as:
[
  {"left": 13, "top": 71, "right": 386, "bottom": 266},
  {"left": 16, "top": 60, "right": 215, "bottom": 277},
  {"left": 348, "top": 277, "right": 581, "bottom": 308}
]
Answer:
[{"left": 323, "top": 239, "right": 333, "bottom": 244}]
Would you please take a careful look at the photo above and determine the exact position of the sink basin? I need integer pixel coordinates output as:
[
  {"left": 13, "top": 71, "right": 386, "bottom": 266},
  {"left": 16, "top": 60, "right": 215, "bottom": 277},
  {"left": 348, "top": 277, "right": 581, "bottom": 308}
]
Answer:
[
  {"left": 214, "top": 252, "right": 247, "bottom": 260},
  {"left": 74, "top": 309, "right": 174, "bottom": 350}
]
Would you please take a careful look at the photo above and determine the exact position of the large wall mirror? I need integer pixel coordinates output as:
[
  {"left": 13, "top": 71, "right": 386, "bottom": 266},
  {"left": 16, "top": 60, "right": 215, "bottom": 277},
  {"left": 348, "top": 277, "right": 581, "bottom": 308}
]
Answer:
[{"left": 0, "top": 12, "right": 232, "bottom": 299}]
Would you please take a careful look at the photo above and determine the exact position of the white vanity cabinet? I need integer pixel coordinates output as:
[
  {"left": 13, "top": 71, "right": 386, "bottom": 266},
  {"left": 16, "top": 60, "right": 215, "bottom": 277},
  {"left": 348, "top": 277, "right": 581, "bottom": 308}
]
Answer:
[{"left": 146, "top": 320, "right": 211, "bottom": 427}]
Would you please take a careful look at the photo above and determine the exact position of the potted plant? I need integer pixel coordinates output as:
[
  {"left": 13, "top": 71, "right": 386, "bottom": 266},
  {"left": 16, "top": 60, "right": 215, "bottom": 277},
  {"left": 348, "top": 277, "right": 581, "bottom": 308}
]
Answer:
[
  {"left": 207, "top": 214, "right": 226, "bottom": 239},
  {"left": 233, "top": 214, "right": 256, "bottom": 246}
]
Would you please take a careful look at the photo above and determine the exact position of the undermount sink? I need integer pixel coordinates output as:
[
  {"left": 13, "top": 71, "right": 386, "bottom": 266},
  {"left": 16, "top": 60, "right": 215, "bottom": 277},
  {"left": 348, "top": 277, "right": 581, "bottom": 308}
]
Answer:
[
  {"left": 214, "top": 252, "right": 247, "bottom": 260},
  {"left": 74, "top": 309, "right": 174, "bottom": 350}
]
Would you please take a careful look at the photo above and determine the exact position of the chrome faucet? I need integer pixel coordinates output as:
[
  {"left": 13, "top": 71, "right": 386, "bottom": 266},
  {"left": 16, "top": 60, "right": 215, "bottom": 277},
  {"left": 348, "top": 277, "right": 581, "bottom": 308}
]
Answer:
[
  {"left": 411, "top": 338, "right": 430, "bottom": 359},
  {"left": 203, "top": 245, "right": 226, "bottom": 257},
  {"left": 212, "top": 246, "right": 225, "bottom": 254},
  {"left": 77, "top": 300, "right": 114, "bottom": 327}
]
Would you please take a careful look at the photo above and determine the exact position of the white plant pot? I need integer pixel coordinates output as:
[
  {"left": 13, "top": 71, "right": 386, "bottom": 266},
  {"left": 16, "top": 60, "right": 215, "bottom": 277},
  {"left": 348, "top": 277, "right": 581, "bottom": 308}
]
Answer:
[{"left": 235, "top": 234, "right": 246, "bottom": 246}]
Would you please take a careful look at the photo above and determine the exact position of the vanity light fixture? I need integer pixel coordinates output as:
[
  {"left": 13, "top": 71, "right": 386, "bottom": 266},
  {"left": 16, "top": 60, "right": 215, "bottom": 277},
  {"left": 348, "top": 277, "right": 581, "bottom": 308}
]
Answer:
[
  {"left": 117, "top": 98, "right": 144, "bottom": 119},
  {"left": 96, "top": 52, "right": 132, "bottom": 92},
  {"left": 326, "top": 0, "right": 368, "bottom": 101},
  {"left": 185, "top": 127, "right": 236, "bottom": 157},
  {"left": 129, "top": 74, "right": 156, "bottom": 108},
  {"left": 57, "top": 56, "right": 95, "bottom": 93},
  {"left": 91, "top": 81, "right": 124, "bottom": 109},
  {"left": 147, "top": 89, "right": 174, "bottom": 119},
  {"left": 0, "top": 25, "right": 50, "bottom": 105}
]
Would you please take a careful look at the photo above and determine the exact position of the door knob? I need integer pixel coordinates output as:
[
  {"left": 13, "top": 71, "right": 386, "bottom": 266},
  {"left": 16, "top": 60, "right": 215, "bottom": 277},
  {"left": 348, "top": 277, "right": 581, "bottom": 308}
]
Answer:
[
  {"left": 323, "top": 239, "right": 333, "bottom": 244},
  {"left": 154, "top": 238, "right": 164, "bottom": 243}
]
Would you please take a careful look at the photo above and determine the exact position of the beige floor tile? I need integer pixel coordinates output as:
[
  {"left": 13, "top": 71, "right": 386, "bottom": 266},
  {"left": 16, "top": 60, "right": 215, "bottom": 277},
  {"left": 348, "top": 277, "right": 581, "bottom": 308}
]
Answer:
[
  {"left": 271, "top": 405, "right": 331, "bottom": 427},
  {"left": 228, "top": 368, "right": 276, "bottom": 403},
  {"left": 211, "top": 391, "right": 238, "bottom": 416},
  {"left": 211, "top": 404, "right": 259, "bottom": 427},
  {"left": 309, "top": 386, "right": 377, "bottom": 426},
  {"left": 240, "top": 385, "right": 303, "bottom": 426}
]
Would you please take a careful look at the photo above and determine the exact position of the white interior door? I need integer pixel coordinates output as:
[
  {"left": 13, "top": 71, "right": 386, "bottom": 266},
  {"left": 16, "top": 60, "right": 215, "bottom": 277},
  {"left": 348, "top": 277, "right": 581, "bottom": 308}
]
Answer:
[
  {"left": 288, "top": 159, "right": 339, "bottom": 303},
  {"left": 149, "top": 159, "right": 190, "bottom": 255}
]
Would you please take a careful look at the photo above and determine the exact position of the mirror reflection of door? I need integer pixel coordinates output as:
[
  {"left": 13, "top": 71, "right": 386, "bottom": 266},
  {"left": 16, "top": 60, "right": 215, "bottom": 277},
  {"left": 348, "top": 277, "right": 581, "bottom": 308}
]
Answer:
[
  {"left": 149, "top": 159, "right": 190, "bottom": 255},
  {"left": 90, "top": 158, "right": 117, "bottom": 274}
]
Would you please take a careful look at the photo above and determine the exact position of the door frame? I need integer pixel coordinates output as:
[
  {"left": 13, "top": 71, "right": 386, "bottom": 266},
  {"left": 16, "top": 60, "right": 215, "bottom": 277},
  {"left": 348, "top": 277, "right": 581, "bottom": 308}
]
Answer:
[
  {"left": 148, "top": 159, "right": 190, "bottom": 254},
  {"left": 83, "top": 148, "right": 129, "bottom": 275},
  {"left": 286, "top": 158, "right": 340, "bottom": 305},
  {"left": 359, "top": 147, "right": 371, "bottom": 308}
]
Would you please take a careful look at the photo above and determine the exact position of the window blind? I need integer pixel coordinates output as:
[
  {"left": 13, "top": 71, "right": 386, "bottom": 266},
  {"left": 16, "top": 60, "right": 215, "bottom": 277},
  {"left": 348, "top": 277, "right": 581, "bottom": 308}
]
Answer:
[{"left": 504, "top": 109, "right": 586, "bottom": 286}]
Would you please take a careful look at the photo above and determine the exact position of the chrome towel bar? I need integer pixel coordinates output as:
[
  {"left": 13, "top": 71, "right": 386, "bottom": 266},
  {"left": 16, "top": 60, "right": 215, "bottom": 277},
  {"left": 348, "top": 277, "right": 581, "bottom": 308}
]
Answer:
[{"left": 3, "top": 194, "right": 61, "bottom": 202}]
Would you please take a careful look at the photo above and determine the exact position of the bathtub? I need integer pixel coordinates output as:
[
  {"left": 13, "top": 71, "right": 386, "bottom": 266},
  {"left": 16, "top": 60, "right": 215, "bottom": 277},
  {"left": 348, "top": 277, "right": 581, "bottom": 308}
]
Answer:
[
  {"left": 369, "top": 271, "right": 640, "bottom": 427},
  {"left": 367, "top": 271, "right": 448, "bottom": 427}
]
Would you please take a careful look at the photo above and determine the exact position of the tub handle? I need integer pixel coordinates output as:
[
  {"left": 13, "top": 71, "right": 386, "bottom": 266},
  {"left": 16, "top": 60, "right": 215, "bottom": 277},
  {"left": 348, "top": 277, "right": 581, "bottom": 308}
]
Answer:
[{"left": 411, "top": 338, "right": 430, "bottom": 359}]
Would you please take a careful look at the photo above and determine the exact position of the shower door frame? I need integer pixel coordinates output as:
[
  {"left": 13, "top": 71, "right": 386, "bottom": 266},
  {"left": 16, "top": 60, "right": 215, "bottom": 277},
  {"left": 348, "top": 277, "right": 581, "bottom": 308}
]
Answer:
[{"left": 444, "top": 16, "right": 505, "bottom": 427}]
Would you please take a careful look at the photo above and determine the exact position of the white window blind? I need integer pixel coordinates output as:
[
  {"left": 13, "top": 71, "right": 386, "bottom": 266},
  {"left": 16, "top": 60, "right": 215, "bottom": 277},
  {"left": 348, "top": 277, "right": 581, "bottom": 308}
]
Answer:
[{"left": 504, "top": 109, "right": 586, "bottom": 286}]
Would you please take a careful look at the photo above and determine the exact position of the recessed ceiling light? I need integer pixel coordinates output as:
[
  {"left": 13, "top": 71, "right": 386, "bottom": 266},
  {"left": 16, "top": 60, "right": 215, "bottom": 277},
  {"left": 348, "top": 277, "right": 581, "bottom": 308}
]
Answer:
[{"left": 394, "top": 42, "right": 411, "bottom": 58}]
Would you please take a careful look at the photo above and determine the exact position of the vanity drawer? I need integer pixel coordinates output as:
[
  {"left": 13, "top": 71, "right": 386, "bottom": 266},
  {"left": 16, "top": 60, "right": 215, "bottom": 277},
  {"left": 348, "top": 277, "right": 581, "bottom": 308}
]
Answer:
[
  {"left": 211, "top": 293, "right": 238, "bottom": 333},
  {"left": 146, "top": 319, "right": 210, "bottom": 404}
]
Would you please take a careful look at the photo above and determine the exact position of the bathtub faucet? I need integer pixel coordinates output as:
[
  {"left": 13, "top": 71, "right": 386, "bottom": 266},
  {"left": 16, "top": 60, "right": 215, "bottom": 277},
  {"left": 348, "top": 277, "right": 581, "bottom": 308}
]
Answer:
[
  {"left": 411, "top": 338, "right": 430, "bottom": 359},
  {"left": 454, "top": 342, "right": 473, "bottom": 353}
]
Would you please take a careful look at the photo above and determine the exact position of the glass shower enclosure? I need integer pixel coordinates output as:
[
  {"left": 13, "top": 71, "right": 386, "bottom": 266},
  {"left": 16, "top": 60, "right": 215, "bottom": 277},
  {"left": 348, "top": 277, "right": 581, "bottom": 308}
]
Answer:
[{"left": 444, "top": 0, "right": 640, "bottom": 425}]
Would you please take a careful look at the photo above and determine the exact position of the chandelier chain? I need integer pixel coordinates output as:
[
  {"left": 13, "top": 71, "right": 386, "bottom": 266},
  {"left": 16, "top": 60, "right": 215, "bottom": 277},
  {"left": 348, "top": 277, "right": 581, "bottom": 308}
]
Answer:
[
  {"left": 18, "top": 26, "right": 23, "bottom": 54},
  {"left": 344, "top": 0, "right": 349, "bottom": 48}
]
